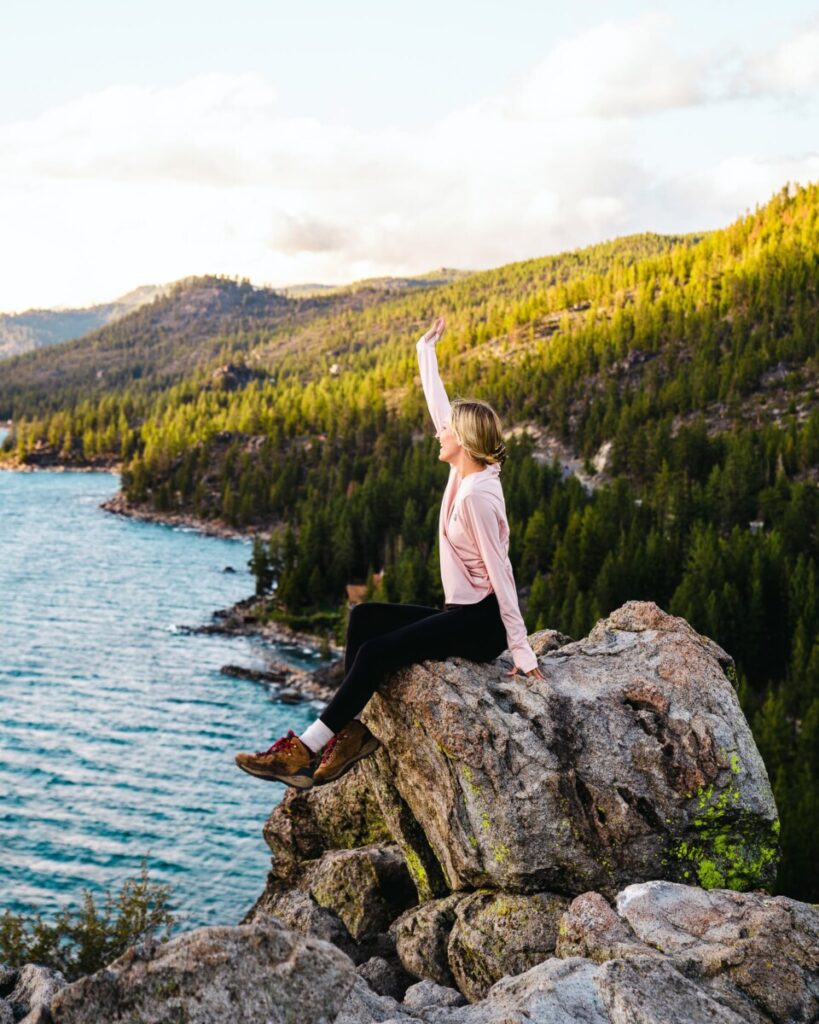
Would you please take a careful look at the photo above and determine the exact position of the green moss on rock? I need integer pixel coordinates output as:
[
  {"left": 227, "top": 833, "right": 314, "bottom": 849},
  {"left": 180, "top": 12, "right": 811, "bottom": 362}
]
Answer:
[
  {"left": 403, "top": 847, "right": 430, "bottom": 895},
  {"left": 666, "top": 752, "right": 780, "bottom": 891}
]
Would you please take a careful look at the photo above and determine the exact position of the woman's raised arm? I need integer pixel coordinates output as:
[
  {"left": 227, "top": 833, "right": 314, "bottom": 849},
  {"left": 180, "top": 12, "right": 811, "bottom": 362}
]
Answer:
[{"left": 416, "top": 316, "right": 451, "bottom": 434}]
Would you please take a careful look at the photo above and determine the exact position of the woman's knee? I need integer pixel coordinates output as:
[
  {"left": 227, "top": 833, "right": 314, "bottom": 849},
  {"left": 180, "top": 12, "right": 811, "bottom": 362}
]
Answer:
[
  {"left": 351, "top": 633, "right": 408, "bottom": 677},
  {"left": 354, "top": 633, "right": 385, "bottom": 662},
  {"left": 349, "top": 601, "right": 384, "bottom": 632}
]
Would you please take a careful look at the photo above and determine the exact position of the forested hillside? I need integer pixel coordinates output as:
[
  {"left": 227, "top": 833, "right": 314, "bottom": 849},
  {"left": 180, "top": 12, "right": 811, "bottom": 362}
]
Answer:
[{"left": 2, "top": 182, "right": 817, "bottom": 902}]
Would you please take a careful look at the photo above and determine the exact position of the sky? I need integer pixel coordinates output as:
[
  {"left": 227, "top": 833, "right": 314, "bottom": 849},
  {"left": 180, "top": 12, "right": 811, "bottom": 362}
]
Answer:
[{"left": 1, "top": 0, "right": 818, "bottom": 312}]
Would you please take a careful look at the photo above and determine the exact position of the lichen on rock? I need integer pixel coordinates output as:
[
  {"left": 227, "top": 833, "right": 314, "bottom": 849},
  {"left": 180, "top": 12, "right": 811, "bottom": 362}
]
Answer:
[{"left": 446, "top": 889, "right": 571, "bottom": 1001}]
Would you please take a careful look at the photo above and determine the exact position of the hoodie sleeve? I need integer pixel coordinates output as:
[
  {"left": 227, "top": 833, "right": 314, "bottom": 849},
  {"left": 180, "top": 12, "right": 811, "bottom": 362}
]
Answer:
[
  {"left": 460, "top": 492, "right": 539, "bottom": 673},
  {"left": 416, "top": 333, "right": 451, "bottom": 434}
]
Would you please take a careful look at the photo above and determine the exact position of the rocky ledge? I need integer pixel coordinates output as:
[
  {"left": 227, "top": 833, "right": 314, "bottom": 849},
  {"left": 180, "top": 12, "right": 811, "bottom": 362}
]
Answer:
[
  {"left": 99, "top": 491, "right": 255, "bottom": 540},
  {"left": 359, "top": 599, "right": 779, "bottom": 898},
  {"left": 10, "top": 601, "right": 817, "bottom": 1024}
]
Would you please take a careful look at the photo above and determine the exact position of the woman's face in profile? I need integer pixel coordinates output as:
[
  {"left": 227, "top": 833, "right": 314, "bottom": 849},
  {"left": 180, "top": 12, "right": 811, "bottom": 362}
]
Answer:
[{"left": 435, "top": 421, "right": 461, "bottom": 464}]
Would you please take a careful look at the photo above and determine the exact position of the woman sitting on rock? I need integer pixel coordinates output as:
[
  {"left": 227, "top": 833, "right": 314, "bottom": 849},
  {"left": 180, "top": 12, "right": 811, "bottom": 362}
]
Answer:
[{"left": 235, "top": 316, "right": 545, "bottom": 789}]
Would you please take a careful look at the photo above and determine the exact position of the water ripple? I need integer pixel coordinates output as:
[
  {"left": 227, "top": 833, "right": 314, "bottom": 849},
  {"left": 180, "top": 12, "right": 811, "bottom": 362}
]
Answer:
[{"left": 0, "top": 469, "right": 321, "bottom": 930}]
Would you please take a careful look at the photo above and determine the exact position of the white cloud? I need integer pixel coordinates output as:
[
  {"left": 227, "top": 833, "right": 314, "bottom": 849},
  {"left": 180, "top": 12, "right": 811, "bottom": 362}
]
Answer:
[
  {"left": 0, "top": 13, "right": 817, "bottom": 312},
  {"left": 679, "top": 152, "right": 819, "bottom": 220},
  {"left": 499, "top": 13, "right": 712, "bottom": 120},
  {"left": 273, "top": 212, "right": 352, "bottom": 255},
  {"left": 743, "top": 22, "right": 819, "bottom": 97}
]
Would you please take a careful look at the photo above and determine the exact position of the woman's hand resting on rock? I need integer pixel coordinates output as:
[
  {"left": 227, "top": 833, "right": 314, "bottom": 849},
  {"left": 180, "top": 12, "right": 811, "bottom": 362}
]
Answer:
[{"left": 506, "top": 665, "right": 546, "bottom": 681}]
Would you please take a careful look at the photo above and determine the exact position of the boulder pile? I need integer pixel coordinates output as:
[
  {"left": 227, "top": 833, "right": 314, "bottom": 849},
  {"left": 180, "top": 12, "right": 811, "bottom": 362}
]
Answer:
[{"left": 16, "top": 601, "right": 817, "bottom": 1024}]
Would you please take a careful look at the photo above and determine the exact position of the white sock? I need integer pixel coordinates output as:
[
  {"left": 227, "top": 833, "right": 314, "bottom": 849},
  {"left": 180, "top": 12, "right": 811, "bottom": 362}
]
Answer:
[{"left": 299, "top": 718, "right": 336, "bottom": 754}]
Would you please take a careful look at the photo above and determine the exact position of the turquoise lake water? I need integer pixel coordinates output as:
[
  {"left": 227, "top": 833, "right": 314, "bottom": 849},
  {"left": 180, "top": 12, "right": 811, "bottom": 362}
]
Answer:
[{"left": 0, "top": 462, "right": 323, "bottom": 932}]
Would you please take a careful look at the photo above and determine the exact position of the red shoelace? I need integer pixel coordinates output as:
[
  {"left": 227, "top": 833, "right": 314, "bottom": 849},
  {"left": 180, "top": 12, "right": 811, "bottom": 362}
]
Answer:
[
  {"left": 255, "top": 729, "right": 298, "bottom": 757},
  {"left": 319, "top": 734, "right": 339, "bottom": 764}
]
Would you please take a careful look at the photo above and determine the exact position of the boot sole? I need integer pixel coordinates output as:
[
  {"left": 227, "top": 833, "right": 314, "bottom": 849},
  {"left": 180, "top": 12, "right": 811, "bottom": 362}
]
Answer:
[
  {"left": 313, "top": 736, "right": 381, "bottom": 785},
  {"left": 234, "top": 758, "right": 314, "bottom": 789}
]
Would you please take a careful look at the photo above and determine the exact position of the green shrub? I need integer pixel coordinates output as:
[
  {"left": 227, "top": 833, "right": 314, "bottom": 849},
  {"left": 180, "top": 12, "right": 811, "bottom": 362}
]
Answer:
[
  {"left": 264, "top": 608, "right": 341, "bottom": 633},
  {"left": 0, "top": 858, "right": 174, "bottom": 981}
]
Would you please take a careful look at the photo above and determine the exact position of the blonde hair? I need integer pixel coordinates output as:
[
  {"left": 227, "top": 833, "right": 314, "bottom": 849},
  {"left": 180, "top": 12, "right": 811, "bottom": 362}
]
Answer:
[{"left": 449, "top": 399, "right": 507, "bottom": 467}]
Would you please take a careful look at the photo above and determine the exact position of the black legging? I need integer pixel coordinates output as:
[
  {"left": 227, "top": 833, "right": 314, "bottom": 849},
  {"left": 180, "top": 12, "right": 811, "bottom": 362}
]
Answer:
[{"left": 319, "top": 592, "right": 508, "bottom": 732}]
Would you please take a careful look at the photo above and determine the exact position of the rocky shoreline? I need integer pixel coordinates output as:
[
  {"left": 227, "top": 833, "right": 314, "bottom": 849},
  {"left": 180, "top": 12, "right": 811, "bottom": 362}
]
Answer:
[
  {"left": 0, "top": 455, "right": 260, "bottom": 538},
  {"left": 99, "top": 491, "right": 264, "bottom": 541},
  {"left": 0, "top": 457, "right": 122, "bottom": 475},
  {"left": 197, "top": 594, "right": 346, "bottom": 704}
]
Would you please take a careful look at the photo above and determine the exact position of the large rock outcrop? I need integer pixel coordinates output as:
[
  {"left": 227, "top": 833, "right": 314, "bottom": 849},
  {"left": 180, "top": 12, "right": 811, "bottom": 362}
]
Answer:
[
  {"left": 42, "top": 882, "right": 818, "bottom": 1024},
  {"left": 0, "top": 964, "right": 67, "bottom": 1024},
  {"left": 328, "top": 881, "right": 819, "bottom": 1023},
  {"left": 236, "top": 600, "right": 804, "bottom": 1019},
  {"left": 36, "top": 600, "right": 813, "bottom": 1024},
  {"left": 605, "top": 881, "right": 818, "bottom": 1024},
  {"left": 361, "top": 601, "right": 779, "bottom": 898},
  {"left": 554, "top": 882, "right": 819, "bottom": 1022}
]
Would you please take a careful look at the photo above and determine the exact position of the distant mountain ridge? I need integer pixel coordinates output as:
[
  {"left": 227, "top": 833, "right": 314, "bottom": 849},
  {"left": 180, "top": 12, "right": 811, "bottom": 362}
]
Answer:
[
  {"left": 0, "top": 269, "right": 472, "bottom": 361},
  {"left": 280, "top": 268, "right": 472, "bottom": 298},
  {"left": 0, "top": 267, "right": 484, "bottom": 416},
  {"left": 0, "top": 284, "right": 174, "bottom": 360}
]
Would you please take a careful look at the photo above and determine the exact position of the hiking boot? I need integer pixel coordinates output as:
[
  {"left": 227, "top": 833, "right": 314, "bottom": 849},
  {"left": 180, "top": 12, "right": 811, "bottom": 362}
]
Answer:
[
  {"left": 234, "top": 730, "right": 314, "bottom": 789},
  {"left": 313, "top": 720, "right": 380, "bottom": 785}
]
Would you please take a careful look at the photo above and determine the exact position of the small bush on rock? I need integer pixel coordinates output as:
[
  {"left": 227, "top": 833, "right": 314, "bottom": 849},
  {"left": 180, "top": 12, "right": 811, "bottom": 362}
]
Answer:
[{"left": 0, "top": 858, "right": 174, "bottom": 980}]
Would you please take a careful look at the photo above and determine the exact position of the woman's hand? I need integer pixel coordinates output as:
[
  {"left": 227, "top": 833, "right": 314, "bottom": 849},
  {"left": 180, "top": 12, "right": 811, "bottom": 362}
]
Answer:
[
  {"left": 421, "top": 316, "right": 446, "bottom": 345},
  {"left": 505, "top": 665, "right": 545, "bottom": 681}
]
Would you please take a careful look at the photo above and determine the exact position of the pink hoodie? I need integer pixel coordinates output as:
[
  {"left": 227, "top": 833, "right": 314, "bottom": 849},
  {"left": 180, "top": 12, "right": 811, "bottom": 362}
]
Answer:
[{"left": 416, "top": 333, "right": 539, "bottom": 673}]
